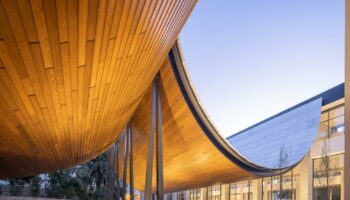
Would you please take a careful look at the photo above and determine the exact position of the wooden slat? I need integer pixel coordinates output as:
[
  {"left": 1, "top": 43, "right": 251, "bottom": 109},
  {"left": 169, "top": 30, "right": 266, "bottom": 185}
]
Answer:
[{"left": 0, "top": 0, "right": 197, "bottom": 178}]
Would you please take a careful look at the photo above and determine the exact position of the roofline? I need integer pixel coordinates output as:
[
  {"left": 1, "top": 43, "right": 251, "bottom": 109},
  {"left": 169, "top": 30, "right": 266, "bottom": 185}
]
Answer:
[
  {"left": 227, "top": 83, "right": 344, "bottom": 139},
  {"left": 170, "top": 40, "right": 296, "bottom": 176}
]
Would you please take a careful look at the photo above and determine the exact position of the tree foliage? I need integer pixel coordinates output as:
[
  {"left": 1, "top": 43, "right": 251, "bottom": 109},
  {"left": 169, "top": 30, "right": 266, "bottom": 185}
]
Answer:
[
  {"left": 8, "top": 176, "right": 41, "bottom": 196},
  {"left": 4, "top": 152, "right": 119, "bottom": 199},
  {"left": 44, "top": 153, "right": 117, "bottom": 200},
  {"left": 315, "top": 140, "right": 342, "bottom": 199},
  {"left": 274, "top": 144, "right": 292, "bottom": 200}
]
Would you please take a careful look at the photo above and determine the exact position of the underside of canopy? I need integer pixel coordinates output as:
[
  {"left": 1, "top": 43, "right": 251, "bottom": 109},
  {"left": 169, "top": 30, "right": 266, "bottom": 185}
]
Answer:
[
  {"left": 0, "top": 0, "right": 321, "bottom": 194},
  {"left": 0, "top": 0, "right": 197, "bottom": 178},
  {"left": 114, "top": 41, "right": 322, "bottom": 192}
]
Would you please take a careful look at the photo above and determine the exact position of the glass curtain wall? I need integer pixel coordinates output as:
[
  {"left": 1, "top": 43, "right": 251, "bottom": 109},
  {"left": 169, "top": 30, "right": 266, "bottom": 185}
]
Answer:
[
  {"left": 318, "top": 105, "right": 345, "bottom": 141},
  {"left": 229, "top": 183, "right": 241, "bottom": 200},
  {"left": 313, "top": 104, "right": 344, "bottom": 200},
  {"left": 313, "top": 154, "right": 344, "bottom": 200},
  {"left": 229, "top": 181, "right": 252, "bottom": 200},
  {"left": 177, "top": 191, "right": 185, "bottom": 200},
  {"left": 189, "top": 189, "right": 201, "bottom": 200},
  {"left": 242, "top": 181, "right": 252, "bottom": 200},
  {"left": 262, "top": 170, "right": 295, "bottom": 200},
  {"left": 208, "top": 185, "right": 221, "bottom": 200}
]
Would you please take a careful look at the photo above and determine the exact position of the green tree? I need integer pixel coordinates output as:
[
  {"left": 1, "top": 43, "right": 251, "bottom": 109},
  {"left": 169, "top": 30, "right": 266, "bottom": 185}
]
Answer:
[
  {"left": 29, "top": 175, "right": 41, "bottom": 196},
  {"left": 44, "top": 152, "right": 116, "bottom": 199},
  {"left": 46, "top": 170, "right": 76, "bottom": 199},
  {"left": 9, "top": 178, "right": 26, "bottom": 196}
]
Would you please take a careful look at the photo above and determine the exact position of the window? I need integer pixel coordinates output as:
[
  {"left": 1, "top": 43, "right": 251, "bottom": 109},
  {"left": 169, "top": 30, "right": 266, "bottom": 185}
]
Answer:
[
  {"left": 229, "top": 183, "right": 241, "bottom": 200},
  {"left": 264, "top": 170, "right": 296, "bottom": 200},
  {"left": 208, "top": 185, "right": 221, "bottom": 200},
  {"left": 319, "top": 105, "right": 345, "bottom": 140},
  {"left": 177, "top": 191, "right": 185, "bottom": 200},
  {"left": 189, "top": 189, "right": 201, "bottom": 200},
  {"left": 230, "top": 181, "right": 252, "bottom": 200},
  {"left": 313, "top": 154, "right": 344, "bottom": 200}
]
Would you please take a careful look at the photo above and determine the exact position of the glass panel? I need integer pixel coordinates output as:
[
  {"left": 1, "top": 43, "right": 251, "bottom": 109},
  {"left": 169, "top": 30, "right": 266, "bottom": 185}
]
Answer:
[
  {"left": 282, "top": 170, "right": 295, "bottom": 200},
  {"left": 329, "top": 116, "right": 344, "bottom": 137},
  {"left": 208, "top": 185, "right": 221, "bottom": 200},
  {"left": 262, "top": 178, "right": 271, "bottom": 200},
  {"left": 190, "top": 189, "right": 199, "bottom": 200},
  {"left": 177, "top": 192, "right": 185, "bottom": 200},
  {"left": 313, "top": 154, "right": 344, "bottom": 200},
  {"left": 314, "top": 187, "right": 328, "bottom": 200},
  {"left": 239, "top": 181, "right": 252, "bottom": 200},
  {"left": 331, "top": 186, "right": 341, "bottom": 200},
  {"left": 230, "top": 183, "right": 238, "bottom": 200}
]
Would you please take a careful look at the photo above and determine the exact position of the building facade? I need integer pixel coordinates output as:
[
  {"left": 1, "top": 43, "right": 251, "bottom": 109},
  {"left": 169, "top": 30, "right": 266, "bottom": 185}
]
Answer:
[{"left": 164, "top": 85, "right": 345, "bottom": 200}]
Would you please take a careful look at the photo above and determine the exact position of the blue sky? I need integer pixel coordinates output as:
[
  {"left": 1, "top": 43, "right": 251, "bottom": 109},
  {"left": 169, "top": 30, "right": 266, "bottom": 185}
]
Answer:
[{"left": 180, "top": 0, "right": 345, "bottom": 137}]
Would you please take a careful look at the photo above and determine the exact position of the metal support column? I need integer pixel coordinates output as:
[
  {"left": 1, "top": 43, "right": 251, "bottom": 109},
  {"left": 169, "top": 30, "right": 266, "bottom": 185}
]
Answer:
[
  {"left": 145, "top": 75, "right": 164, "bottom": 200},
  {"left": 122, "top": 131, "right": 129, "bottom": 200},
  {"left": 344, "top": 0, "right": 350, "bottom": 199},
  {"left": 129, "top": 125, "right": 135, "bottom": 200},
  {"left": 156, "top": 75, "right": 164, "bottom": 200},
  {"left": 145, "top": 78, "right": 157, "bottom": 200},
  {"left": 115, "top": 142, "right": 121, "bottom": 200}
]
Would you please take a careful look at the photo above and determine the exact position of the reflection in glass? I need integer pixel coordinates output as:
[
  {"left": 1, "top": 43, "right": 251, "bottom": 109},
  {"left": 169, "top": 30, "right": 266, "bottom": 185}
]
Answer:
[
  {"left": 208, "top": 185, "right": 221, "bottom": 200},
  {"left": 313, "top": 154, "right": 343, "bottom": 200},
  {"left": 189, "top": 189, "right": 201, "bottom": 200}
]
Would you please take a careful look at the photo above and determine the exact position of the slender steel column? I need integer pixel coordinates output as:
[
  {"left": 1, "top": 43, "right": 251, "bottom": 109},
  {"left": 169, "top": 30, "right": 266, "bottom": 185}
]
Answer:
[
  {"left": 156, "top": 75, "right": 164, "bottom": 200},
  {"left": 145, "top": 78, "right": 157, "bottom": 200},
  {"left": 344, "top": 0, "right": 350, "bottom": 199},
  {"left": 129, "top": 125, "right": 135, "bottom": 200},
  {"left": 115, "top": 142, "right": 121, "bottom": 200},
  {"left": 122, "top": 132, "right": 129, "bottom": 200}
]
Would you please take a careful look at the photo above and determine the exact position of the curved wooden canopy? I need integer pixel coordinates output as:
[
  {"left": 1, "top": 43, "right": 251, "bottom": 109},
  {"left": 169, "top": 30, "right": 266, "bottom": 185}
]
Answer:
[
  {"left": 116, "top": 42, "right": 302, "bottom": 193},
  {"left": 0, "top": 0, "right": 316, "bottom": 193},
  {"left": 123, "top": 57, "right": 254, "bottom": 193},
  {"left": 0, "top": 0, "right": 197, "bottom": 178}
]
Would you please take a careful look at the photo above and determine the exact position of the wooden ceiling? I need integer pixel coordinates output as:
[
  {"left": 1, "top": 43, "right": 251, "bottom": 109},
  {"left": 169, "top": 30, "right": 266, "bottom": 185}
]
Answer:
[
  {"left": 0, "top": 0, "right": 197, "bottom": 178},
  {"left": 118, "top": 58, "right": 256, "bottom": 193}
]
